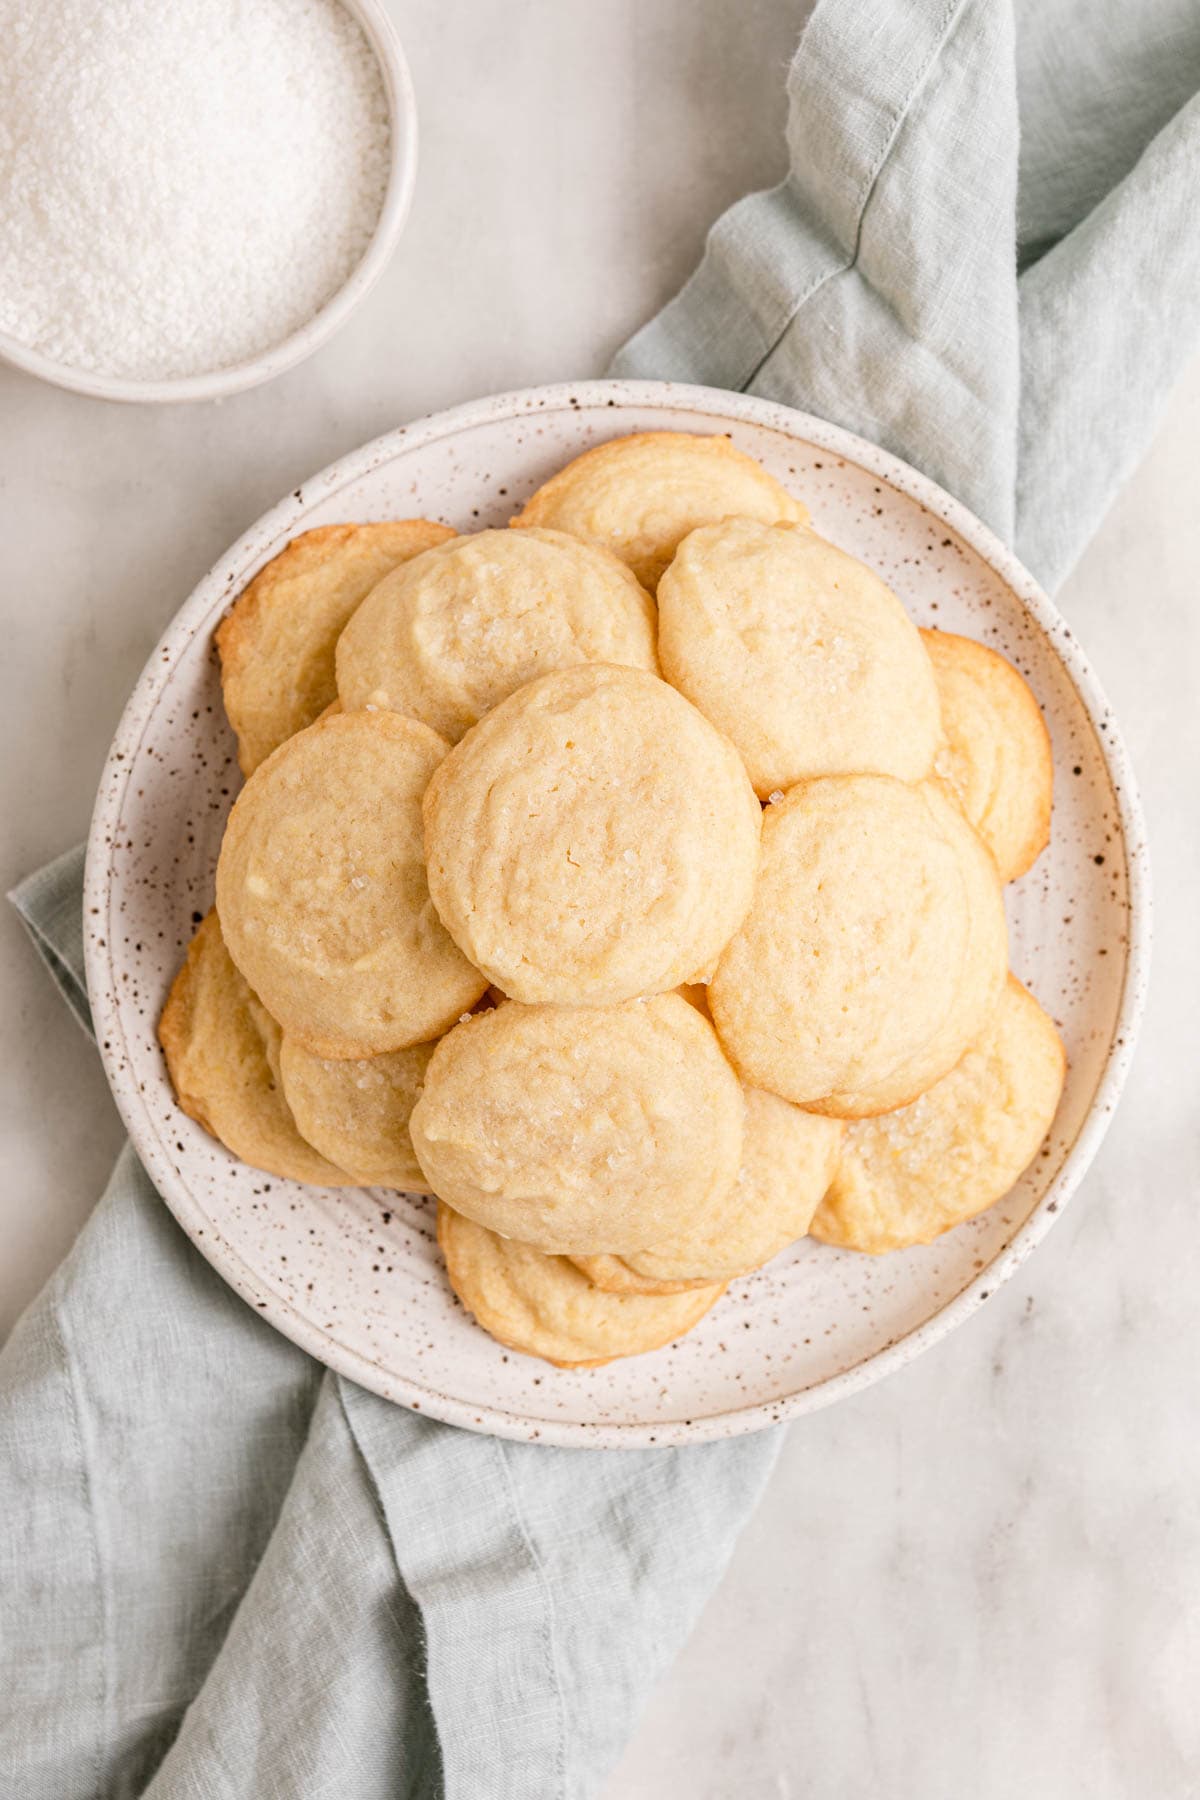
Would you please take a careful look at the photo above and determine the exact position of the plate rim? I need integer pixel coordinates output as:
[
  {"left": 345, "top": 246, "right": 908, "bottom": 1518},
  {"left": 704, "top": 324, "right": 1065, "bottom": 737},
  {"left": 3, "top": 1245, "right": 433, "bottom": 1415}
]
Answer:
[{"left": 83, "top": 378, "right": 1152, "bottom": 1448}]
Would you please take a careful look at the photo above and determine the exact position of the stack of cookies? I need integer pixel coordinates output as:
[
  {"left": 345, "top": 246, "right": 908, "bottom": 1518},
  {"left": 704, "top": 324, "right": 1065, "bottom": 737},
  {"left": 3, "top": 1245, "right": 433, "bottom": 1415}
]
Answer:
[{"left": 160, "top": 432, "right": 1065, "bottom": 1368}]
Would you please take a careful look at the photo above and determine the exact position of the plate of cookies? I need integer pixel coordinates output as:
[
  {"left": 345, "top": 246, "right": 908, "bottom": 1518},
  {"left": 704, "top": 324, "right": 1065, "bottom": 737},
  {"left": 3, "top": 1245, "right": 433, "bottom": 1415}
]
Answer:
[{"left": 84, "top": 381, "right": 1149, "bottom": 1446}]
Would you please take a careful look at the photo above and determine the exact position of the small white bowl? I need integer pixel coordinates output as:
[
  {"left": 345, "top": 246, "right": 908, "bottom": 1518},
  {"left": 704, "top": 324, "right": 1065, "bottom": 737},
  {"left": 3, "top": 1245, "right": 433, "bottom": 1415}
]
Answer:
[{"left": 0, "top": 0, "right": 417, "bottom": 405}]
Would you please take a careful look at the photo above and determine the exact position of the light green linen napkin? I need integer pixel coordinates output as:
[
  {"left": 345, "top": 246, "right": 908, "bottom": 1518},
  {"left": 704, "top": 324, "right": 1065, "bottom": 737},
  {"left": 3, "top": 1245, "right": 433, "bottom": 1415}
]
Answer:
[
  {"left": 612, "top": 0, "right": 1200, "bottom": 592},
  {"left": 4, "top": 3, "right": 1198, "bottom": 1796}
]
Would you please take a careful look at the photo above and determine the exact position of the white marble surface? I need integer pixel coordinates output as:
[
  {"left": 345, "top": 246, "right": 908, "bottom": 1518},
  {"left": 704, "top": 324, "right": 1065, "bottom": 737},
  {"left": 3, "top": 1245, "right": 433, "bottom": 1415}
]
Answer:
[{"left": 1, "top": 3, "right": 1197, "bottom": 1795}]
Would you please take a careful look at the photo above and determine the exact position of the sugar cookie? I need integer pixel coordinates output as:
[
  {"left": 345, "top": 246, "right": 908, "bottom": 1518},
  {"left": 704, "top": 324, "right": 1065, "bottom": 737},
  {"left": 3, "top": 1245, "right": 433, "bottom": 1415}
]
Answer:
[
  {"left": 438, "top": 1204, "right": 723, "bottom": 1367},
  {"left": 217, "top": 520, "right": 454, "bottom": 775},
  {"left": 803, "top": 780, "right": 1007, "bottom": 1117},
  {"left": 336, "top": 527, "right": 658, "bottom": 740},
  {"left": 423, "top": 663, "right": 761, "bottom": 1005},
  {"left": 710, "top": 775, "right": 1004, "bottom": 1112},
  {"left": 574, "top": 1088, "right": 844, "bottom": 1293},
  {"left": 409, "top": 993, "right": 744, "bottom": 1255},
  {"left": 159, "top": 911, "right": 349, "bottom": 1185},
  {"left": 278, "top": 1037, "right": 434, "bottom": 1191},
  {"left": 923, "top": 629, "right": 1053, "bottom": 882},
  {"left": 810, "top": 976, "right": 1065, "bottom": 1252},
  {"left": 658, "top": 518, "right": 940, "bottom": 797},
  {"left": 216, "top": 709, "right": 487, "bottom": 1058},
  {"left": 511, "top": 430, "right": 807, "bottom": 590}
]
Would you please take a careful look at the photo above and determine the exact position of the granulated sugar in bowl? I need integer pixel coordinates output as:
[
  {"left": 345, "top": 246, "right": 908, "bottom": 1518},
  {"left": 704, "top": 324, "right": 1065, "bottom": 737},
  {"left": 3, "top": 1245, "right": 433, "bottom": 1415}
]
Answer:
[{"left": 0, "top": 0, "right": 415, "bottom": 402}]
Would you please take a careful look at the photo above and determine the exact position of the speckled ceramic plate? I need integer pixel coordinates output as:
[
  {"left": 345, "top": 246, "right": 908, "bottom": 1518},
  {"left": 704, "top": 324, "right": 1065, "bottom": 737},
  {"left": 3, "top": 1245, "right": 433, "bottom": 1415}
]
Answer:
[{"left": 84, "top": 381, "right": 1150, "bottom": 1448}]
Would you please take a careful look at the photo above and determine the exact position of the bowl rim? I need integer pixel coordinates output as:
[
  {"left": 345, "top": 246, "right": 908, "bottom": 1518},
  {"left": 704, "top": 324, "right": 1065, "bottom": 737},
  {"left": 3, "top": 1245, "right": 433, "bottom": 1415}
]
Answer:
[
  {"left": 0, "top": 0, "right": 417, "bottom": 406},
  {"left": 83, "top": 378, "right": 1153, "bottom": 1446}
]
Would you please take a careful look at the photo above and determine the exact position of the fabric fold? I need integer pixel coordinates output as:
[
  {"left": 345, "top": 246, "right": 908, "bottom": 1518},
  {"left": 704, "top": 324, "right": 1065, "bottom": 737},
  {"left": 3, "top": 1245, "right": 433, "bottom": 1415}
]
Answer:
[
  {"left": 1016, "top": 90, "right": 1200, "bottom": 586},
  {"left": 612, "top": 0, "right": 1022, "bottom": 543},
  {"left": 0, "top": 1144, "right": 323, "bottom": 1797},
  {"left": 342, "top": 1383, "right": 777, "bottom": 1800},
  {"left": 8, "top": 842, "right": 93, "bottom": 1035},
  {"left": 141, "top": 1377, "right": 441, "bottom": 1800}
]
